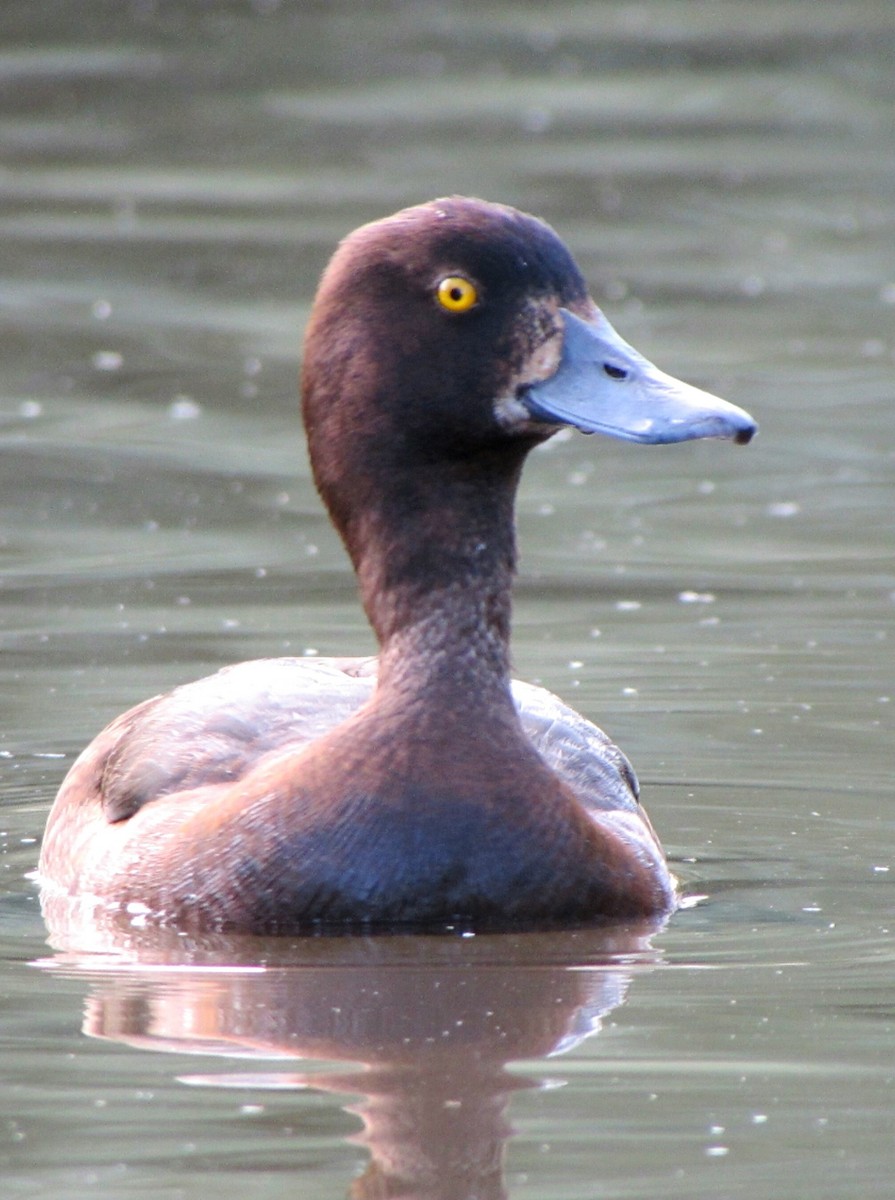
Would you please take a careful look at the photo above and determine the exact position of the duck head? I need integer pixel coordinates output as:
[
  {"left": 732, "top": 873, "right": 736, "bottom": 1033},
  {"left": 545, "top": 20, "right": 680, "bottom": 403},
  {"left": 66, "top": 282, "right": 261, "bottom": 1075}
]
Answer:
[
  {"left": 300, "top": 197, "right": 755, "bottom": 631},
  {"left": 302, "top": 194, "right": 754, "bottom": 478}
]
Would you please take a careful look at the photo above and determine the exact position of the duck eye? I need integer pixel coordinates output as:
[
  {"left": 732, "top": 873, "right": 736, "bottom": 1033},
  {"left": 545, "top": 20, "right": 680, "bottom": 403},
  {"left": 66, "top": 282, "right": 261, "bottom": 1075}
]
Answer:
[
  {"left": 603, "top": 363, "right": 628, "bottom": 380},
  {"left": 436, "top": 276, "right": 479, "bottom": 313}
]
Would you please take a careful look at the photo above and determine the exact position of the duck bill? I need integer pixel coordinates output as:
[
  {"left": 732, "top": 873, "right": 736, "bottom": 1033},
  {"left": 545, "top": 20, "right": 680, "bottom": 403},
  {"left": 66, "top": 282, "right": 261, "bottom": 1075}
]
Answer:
[{"left": 523, "top": 309, "right": 756, "bottom": 445}]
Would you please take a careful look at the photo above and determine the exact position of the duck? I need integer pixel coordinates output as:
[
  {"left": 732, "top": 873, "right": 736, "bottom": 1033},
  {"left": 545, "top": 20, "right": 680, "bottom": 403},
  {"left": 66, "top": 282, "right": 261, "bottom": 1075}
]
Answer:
[{"left": 39, "top": 197, "right": 756, "bottom": 933}]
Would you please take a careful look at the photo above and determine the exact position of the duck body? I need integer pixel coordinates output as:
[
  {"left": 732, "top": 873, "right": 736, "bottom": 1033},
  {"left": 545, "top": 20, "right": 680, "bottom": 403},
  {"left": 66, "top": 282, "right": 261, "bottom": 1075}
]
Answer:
[
  {"left": 40, "top": 197, "right": 755, "bottom": 932},
  {"left": 41, "top": 658, "right": 658, "bottom": 928}
]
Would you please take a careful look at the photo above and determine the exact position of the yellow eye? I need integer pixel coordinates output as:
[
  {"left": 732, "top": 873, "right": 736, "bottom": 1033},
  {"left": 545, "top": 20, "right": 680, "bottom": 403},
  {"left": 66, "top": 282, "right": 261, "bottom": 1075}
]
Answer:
[{"left": 436, "top": 276, "right": 479, "bottom": 313}]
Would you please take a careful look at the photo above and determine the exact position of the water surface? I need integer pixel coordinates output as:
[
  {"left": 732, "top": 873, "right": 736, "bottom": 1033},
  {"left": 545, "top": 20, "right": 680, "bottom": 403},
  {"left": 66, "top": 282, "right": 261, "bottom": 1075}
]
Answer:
[{"left": 2, "top": 3, "right": 893, "bottom": 1197}]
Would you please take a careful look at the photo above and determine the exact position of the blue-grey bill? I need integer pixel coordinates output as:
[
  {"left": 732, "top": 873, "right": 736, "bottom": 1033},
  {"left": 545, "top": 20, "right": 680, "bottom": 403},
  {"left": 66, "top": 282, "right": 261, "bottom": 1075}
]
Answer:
[{"left": 523, "top": 309, "right": 756, "bottom": 445}]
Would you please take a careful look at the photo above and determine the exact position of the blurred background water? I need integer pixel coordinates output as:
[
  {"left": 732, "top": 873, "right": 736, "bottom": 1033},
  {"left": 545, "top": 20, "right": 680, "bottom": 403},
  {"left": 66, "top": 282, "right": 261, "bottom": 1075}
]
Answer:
[{"left": 1, "top": 2, "right": 893, "bottom": 1197}]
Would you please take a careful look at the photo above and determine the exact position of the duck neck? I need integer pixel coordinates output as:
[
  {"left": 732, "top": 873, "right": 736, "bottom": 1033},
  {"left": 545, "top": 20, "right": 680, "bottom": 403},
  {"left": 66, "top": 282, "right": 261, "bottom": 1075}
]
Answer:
[{"left": 342, "top": 450, "right": 527, "bottom": 712}]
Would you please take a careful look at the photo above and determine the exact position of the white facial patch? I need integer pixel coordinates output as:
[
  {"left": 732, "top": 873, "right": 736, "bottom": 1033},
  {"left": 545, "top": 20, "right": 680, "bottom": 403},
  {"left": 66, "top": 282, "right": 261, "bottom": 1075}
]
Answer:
[
  {"left": 493, "top": 298, "right": 566, "bottom": 432},
  {"left": 494, "top": 393, "right": 536, "bottom": 431}
]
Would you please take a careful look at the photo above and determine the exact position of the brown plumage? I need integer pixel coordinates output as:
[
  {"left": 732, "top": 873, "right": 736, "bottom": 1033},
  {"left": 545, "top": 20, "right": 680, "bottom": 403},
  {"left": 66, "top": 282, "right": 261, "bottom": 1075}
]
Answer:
[{"left": 39, "top": 197, "right": 755, "bottom": 932}]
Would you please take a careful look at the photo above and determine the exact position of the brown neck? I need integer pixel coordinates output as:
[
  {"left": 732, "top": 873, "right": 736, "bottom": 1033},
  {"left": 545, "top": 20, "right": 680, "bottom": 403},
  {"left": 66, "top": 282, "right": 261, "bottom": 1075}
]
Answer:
[{"left": 334, "top": 449, "right": 528, "bottom": 714}]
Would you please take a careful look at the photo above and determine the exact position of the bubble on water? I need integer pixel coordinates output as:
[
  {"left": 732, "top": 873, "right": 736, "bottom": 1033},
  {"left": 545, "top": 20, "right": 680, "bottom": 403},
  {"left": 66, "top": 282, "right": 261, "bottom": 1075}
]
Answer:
[
  {"left": 678, "top": 590, "right": 715, "bottom": 605},
  {"left": 92, "top": 350, "right": 123, "bottom": 371},
  {"left": 168, "top": 395, "right": 202, "bottom": 421},
  {"left": 766, "top": 501, "right": 800, "bottom": 518}
]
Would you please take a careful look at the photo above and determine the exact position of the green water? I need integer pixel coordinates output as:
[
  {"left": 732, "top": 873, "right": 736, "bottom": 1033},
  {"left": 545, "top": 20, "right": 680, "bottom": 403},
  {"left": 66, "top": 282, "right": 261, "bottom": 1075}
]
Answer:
[{"left": 2, "top": 2, "right": 893, "bottom": 1196}]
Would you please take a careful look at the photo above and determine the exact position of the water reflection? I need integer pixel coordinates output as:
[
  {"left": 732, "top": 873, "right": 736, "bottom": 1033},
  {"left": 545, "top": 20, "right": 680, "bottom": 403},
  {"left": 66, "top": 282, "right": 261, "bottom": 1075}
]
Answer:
[{"left": 40, "top": 917, "right": 663, "bottom": 1198}]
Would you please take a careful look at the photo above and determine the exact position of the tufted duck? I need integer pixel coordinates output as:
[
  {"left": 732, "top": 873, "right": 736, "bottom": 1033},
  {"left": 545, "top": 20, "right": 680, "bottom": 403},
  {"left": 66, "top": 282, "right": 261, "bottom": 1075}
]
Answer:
[{"left": 39, "top": 197, "right": 755, "bottom": 932}]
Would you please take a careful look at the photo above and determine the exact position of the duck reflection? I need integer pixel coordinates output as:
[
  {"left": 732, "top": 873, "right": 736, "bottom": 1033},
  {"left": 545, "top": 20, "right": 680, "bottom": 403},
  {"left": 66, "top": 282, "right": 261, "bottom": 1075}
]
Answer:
[{"left": 41, "top": 912, "right": 664, "bottom": 1198}]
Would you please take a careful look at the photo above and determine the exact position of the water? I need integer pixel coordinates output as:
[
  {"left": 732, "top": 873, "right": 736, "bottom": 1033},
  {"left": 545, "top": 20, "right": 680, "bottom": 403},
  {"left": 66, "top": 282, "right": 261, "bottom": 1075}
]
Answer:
[{"left": 2, "top": 2, "right": 894, "bottom": 1196}]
